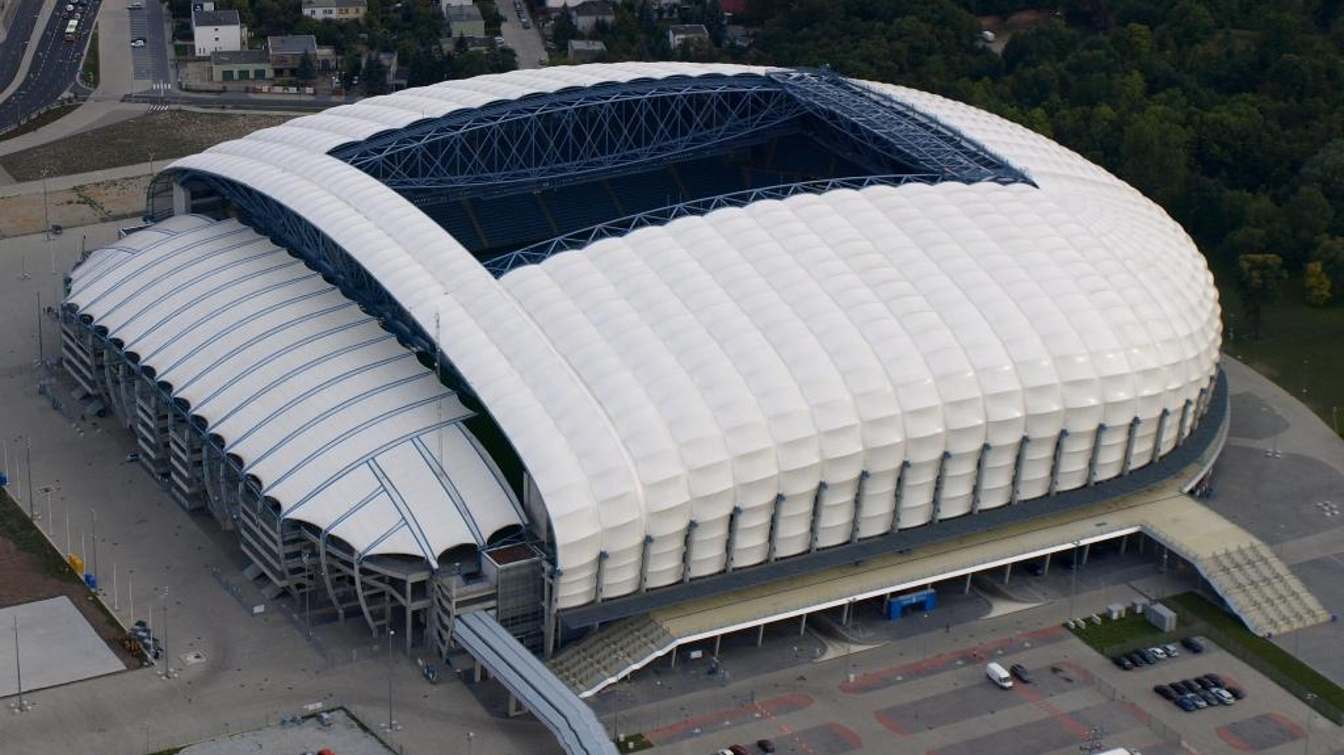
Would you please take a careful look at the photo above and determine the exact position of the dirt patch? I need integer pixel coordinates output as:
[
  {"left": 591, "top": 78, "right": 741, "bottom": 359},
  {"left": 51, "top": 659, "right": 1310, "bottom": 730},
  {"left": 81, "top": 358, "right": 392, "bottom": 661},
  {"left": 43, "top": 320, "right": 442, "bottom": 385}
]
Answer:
[
  {"left": 0, "top": 110, "right": 293, "bottom": 182},
  {"left": 0, "top": 174, "right": 151, "bottom": 236},
  {"left": 0, "top": 490, "right": 139, "bottom": 669}
]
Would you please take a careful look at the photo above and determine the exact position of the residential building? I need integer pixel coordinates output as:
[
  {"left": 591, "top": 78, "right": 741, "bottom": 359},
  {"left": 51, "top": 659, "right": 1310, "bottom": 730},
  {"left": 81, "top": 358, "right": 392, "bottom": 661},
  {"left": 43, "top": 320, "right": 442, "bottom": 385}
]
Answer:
[
  {"left": 569, "top": 0, "right": 613, "bottom": 33},
  {"left": 210, "top": 49, "right": 272, "bottom": 82},
  {"left": 444, "top": 4, "right": 485, "bottom": 37},
  {"left": 267, "top": 34, "right": 338, "bottom": 78},
  {"left": 667, "top": 23, "right": 709, "bottom": 50},
  {"left": 301, "top": 0, "right": 367, "bottom": 21},
  {"left": 192, "top": 8, "right": 242, "bottom": 57},
  {"left": 440, "top": 0, "right": 473, "bottom": 7},
  {"left": 567, "top": 39, "right": 606, "bottom": 62}
]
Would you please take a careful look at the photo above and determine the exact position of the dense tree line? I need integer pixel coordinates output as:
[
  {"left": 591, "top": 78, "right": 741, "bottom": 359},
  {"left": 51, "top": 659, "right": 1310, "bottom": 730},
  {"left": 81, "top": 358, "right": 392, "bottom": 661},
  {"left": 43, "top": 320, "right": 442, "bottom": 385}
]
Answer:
[{"left": 724, "top": 0, "right": 1344, "bottom": 316}]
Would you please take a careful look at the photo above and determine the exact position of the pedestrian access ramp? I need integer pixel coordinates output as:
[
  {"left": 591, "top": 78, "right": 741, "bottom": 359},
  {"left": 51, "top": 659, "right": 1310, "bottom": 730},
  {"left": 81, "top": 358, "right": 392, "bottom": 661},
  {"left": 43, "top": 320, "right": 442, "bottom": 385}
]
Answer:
[
  {"left": 549, "top": 486, "right": 1331, "bottom": 699},
  {"left": 451, "top": 612, "right": 616, "bottom": 755}
]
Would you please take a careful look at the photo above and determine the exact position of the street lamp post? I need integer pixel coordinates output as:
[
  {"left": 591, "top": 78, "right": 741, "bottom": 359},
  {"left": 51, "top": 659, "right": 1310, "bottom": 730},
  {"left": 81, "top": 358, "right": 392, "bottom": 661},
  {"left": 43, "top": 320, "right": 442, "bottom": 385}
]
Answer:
[
  {"left": 386, "top": 627, "right": 396, "bottom": 731},
  {"left": 1304, "top": 692, "right": 1316, "bottom": 754},
  {"left": 1068, "top": 540, "right": 1081, "bottom": 620},
  {"left": 24, "top": 436, "right": 33, "bottom": 519}
]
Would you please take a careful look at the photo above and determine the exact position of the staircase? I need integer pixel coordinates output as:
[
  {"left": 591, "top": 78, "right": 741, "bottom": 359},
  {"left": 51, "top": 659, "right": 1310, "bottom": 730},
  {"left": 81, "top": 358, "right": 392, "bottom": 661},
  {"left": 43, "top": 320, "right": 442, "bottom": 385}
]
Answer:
[
  {"left": 547, "top": 614, "right": 676, "bottom": 697},
  {"left": 1197, "top": 542, "right": 1332, "bottom": 637}
]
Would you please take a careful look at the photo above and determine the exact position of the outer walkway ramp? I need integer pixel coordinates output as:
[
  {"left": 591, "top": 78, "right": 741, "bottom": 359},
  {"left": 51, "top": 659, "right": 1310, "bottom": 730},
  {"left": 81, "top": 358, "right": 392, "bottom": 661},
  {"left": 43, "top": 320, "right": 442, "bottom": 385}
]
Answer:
[{"left": 452, "top": 612, "right": 616, "bottom": 755}]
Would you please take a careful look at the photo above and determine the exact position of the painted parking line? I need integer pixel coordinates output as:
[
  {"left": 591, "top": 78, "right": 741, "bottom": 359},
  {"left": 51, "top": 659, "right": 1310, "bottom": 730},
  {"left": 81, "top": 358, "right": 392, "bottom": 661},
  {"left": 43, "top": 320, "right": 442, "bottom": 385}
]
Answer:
[
  {"left": 873, "top": 659, "right": 1092, "bottom": 734},
  {"left": 643, "top": 692, "right": 814, "bottom": 746},
  {"left": 1216, "top": 712, "right": 1305, "bottom": 752},
  {"left": 841, "top": 625, "right": 1067, "bottom": 694}
]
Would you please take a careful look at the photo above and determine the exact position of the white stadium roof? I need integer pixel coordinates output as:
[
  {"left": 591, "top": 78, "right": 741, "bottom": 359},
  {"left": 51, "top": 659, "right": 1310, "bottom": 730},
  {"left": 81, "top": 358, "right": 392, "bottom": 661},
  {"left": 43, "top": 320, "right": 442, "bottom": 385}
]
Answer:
[
  {"left": 66, "top": 215, "right": 523, "bottom": 565},
  {"left": 153, "top": 63, "right": 1221, "bottom": 608}
]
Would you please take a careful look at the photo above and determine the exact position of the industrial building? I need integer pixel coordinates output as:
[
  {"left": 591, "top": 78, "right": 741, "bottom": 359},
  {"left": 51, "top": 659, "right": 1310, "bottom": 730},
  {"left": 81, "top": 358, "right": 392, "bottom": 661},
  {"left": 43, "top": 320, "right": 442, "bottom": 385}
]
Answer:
[{"left": 58, "top": 63, "right": 1301, "bottom": 753}]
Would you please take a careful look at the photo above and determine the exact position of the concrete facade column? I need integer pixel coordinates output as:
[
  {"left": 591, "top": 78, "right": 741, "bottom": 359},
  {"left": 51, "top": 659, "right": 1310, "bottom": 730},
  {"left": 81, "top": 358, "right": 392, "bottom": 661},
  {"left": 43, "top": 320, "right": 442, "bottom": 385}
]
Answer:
[
  {"left": 931, "top": 452, "right": 950, "bottom": 523},
  {"left": 1042, "top": 552, "right": 1051, "bottom": 576},
  {"left": 713, "top": 634, "right": 721, "bottom": 656},
  {"left": 1048, "top": 428, "right": 1069, "bottom": 496},
  {"left": 756, "top": 624, "right": 764, "bottom": 647},
  {"left": 1081, "top": 543, "right": 1091, "bottom": 566},
  {"left": 963, "top": 573, "right": 972, "bottom": 594},
  {"left": 1010, "top": 435, "right": 1028, "bottom": 504},
  {"left": 1003, "top": 562, "right": 1012, "bottom": 584},
  {"left": 890, "top": 460, "right": 910, "bottom": 533},
  {"left": 799, "top": 613, "right": 807, "bottom": 636}
]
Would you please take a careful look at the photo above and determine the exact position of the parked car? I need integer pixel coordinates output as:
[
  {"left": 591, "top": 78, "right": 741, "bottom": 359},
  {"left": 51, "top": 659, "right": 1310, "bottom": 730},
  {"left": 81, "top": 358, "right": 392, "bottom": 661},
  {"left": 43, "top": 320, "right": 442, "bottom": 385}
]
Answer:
[
  {"left": 1176, "top": 695, "right": 1198, "bottom": 712},
  {"left": 1203, "top": 673, "right": 1226, "bottom": 688},
  {"left": 728, "top": 746, "right": 749, "bottom": 755},
  {"left": 1128, "top": 651, "right": 1148, "bottom": 667},
  {"left": 1181, "top": 636, "right": 1205, "bottom": 653},
  {"left": 130, "top": 38, "right": 145, "bottom": 47},
  {"left": 1009, "top": 664, "right": 1033, "bottom": 684},
  {"left": 1194, "top": 677, "right": 1216, "bottom": 690},
  {"left": 1148, "top": 646, "right": 1167, "bottom": 660},
  {"left": 756, "top": 740, "right": 776, "bottom": 753},
  {"left": 1197, "top": 689, "right": 1219, "bottom": 707},
  {"left": 986, "top": 662, "right": 1014, "bottom": 689},
  {"left": 1186, "top": 693, "right": 1209, "bottom": 709},
  {"left": 1211, "top": 688, "right": 1236, "bottom": 705},
  {"left": 1139, "top": 649, "right": 1159, "bottom": 665},
  {"left": 1113, "top": 655, "right": 1134, "bottom": 670},
  {"left": 1226, "top": 685, "right": 1246, "bottom": 700},
  {"left": 1174, "top": 680, "right": 1198, "bottom": 694},
  {"left": 1163, "top": 643, "right": 1181, "bottom": 657},
  {"left": 1153, "top": 684, "right": 1177, "bottom": 701}
]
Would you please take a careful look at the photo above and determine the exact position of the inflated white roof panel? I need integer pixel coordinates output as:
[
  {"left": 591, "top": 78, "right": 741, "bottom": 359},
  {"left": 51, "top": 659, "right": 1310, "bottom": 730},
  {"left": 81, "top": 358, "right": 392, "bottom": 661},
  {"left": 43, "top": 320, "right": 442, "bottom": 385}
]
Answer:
[
  {"left": 65, "top": 218, "right": 523, "bottom": 564},
  {"left": 158, "top": 63, "right": 1220, "bottom": 608}
]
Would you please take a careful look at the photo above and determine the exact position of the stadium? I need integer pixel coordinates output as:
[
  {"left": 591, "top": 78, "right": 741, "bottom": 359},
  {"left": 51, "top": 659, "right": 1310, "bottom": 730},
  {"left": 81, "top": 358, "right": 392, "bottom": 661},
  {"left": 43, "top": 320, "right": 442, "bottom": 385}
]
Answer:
[{"left": 58, "top": 62, "right": 1238, "bottom": 750}]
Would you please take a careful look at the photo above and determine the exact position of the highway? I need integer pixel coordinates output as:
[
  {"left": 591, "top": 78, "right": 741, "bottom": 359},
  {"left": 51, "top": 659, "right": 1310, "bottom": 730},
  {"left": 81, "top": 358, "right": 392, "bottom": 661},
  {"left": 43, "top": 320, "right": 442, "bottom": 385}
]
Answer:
[
  {"left": 0, "top": 0, "right": 45, "bottom": 96},
  {"left": 0, "top": 0, "right": 102, "bottom": 132}
]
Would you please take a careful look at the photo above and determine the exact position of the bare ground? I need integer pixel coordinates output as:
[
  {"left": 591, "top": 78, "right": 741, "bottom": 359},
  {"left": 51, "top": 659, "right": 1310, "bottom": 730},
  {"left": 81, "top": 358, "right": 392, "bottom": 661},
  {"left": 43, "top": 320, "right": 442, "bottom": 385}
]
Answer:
[
  {"left": 0, "top": 110, "right": 293, "bottom": 182},
  {"left": 0, "top": 174, "right": 150, "bottom": 237}
]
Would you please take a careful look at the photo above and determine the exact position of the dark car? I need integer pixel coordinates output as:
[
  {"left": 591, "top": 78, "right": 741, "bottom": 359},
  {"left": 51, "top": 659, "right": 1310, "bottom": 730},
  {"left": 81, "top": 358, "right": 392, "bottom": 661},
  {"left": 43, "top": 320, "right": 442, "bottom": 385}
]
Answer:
[
  {"left": 1176, "top": 695, "right": 1198, "bottom": 712},
  {"left": 1195, "top": 677, "right": 1216, "bottom": 690},
  {"left": 1203, "top": 673, "right": 1226, "bottom": 688},
  {"left": 1128, "top": 651, "right": 1148, "bottom": 667},
  {"left": 1154, "top": 684, "right": 1177, "bottom": 701},
  {"left": 1177, "top": 680, "right": 1199, "bottom": 694},
  {"left": 1113, "top": 655, "right": 1134, "bottom": 670},
  {"left": 1010, "top": 664, "right": 1033, "bottom": 683},
  {"left": 757, "top": 740, "right": 776, "bottom": 754},
  {"left": 1139, "top": 649, "right": 1159, "bottom": 665},
  {"left": 1181, "top": 636, "right": 1205, "bottom": 653},
  {"left": 729, "top": 746, "right": 749, "bottom": 755},
  {"left": 1198, "top": 689, "right": 1219, "bottom": 706},
  {"left": 1226, "top": 685, "right": 1246, "bottom": 700}
]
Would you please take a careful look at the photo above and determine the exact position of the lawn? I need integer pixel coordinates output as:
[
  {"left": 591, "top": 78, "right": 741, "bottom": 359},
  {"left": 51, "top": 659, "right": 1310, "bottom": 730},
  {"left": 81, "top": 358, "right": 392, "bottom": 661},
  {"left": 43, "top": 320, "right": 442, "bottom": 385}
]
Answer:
[
  {"left": 82, "top": 28, "right": 100, "bottom": 88},
  {"left": 1068, "top": 612, "right": 1168, "bottom": 655},
  {"left": 1213, "top": 262, "right": 1344, "bottom": 435}
]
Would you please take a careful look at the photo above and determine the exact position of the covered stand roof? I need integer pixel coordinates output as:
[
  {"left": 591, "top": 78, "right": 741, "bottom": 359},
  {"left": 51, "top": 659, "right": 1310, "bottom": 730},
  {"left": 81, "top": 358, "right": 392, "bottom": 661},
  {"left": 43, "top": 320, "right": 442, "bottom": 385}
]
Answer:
[
  {"left": 65, "top": 215, "right": 523, "bottom": 565},
  {"left": 152, "top": 63, "right": 1222, "bottom": 609}
]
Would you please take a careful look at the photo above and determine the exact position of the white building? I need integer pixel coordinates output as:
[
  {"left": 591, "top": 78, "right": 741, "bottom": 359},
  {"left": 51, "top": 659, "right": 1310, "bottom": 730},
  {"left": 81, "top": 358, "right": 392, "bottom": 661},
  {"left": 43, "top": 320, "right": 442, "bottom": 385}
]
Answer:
[{"left": 192, "top": 8, "right": 242, "bottom": 57}]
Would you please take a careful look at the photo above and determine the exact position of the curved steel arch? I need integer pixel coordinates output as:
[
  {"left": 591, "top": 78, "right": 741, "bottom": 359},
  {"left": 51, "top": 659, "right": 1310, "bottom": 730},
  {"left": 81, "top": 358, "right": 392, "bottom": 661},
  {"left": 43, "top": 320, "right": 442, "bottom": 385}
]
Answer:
[{"left": 326, "top": 69, "right": 1032, "bottom": 204}]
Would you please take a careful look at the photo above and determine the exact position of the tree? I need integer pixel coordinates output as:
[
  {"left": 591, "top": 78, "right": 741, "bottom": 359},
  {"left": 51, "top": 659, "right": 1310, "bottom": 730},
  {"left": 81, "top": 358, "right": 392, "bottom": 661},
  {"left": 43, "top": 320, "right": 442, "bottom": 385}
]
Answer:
[
  {"left": 551, "top": 10, "right": 579, "bottom": 50},
  {"left": 1236, "top": 254, "right": 1286, "bottom": 339},
  {"left": 363, "top": 53, "right": 389, "bottom": 95},
  {"left": 1304, "top": 261, "right": 1332, "bottom": 306},
  {"left": 296, "top": 52, "right": 316, "bottom": 83},
  {"left": 1312, "top": 236, "right": 1344, "bottom": 292}
]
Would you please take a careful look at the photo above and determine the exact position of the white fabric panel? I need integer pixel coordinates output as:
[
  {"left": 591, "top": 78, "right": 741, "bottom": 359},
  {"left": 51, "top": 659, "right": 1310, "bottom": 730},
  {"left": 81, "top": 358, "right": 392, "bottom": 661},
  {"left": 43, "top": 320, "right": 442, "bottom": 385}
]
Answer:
[
  {"left": 65, "top": 219, "right": 523, "bottom": 565},
  {"left": 153, "top": 64, "right": 1221, "bottom": 608}
]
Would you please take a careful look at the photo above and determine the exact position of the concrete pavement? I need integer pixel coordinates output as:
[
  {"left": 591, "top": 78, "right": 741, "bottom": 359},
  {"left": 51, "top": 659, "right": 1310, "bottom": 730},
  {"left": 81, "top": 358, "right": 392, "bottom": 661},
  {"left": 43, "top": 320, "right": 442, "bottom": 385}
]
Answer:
[{"left": 0, "top": 221, "right": 560, "bottom": 755}]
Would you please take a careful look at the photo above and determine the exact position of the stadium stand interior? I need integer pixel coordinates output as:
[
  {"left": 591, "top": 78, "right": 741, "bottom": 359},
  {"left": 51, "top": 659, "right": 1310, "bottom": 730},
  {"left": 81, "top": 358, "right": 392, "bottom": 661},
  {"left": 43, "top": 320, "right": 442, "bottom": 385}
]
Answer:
[{"left": 407, "top": 133, "right": 863, "bottom": 261}]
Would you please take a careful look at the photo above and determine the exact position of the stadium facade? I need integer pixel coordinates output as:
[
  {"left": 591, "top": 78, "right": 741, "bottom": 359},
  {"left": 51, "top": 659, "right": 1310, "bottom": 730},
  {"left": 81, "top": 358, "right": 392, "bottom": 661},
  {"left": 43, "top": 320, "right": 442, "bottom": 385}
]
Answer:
[{"left": 61, "top": 63, "right": 1222, "bottom": 677}]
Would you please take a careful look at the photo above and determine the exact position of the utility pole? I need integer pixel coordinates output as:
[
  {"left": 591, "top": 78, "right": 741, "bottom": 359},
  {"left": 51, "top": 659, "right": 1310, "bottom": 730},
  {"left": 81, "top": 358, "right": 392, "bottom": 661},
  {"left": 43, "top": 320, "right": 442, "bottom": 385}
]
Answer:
[
  {"left": 41, "top": 169, "right": 50, "bottom": 241},
  {"left": 161, "top": 587, "right": 172, "bottom": 679},
  {"left": 36, "top": 290, "right": 44, "bottom": 366},
  {"left": 385, "top": 627, "right": 396, "bottom": 731},
  {"left": 1068, "top": 540, "right": 1081, "bottom": 620},
  {"left": 24, "top": 436, "right": 33, "bottom": 519},
  {"left": 90, "top": 507, "right": 98, "bottom": 588},
  {"left": 13, "top": 615, "right": 26, "bottom": 712}
]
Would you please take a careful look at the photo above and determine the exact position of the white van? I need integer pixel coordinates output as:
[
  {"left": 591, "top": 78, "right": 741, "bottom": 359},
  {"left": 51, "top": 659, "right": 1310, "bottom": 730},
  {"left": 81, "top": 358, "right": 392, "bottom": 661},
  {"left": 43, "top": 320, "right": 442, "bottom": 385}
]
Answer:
[{"left": 986, "top": 662, "right": 1013, "bottom": 689}]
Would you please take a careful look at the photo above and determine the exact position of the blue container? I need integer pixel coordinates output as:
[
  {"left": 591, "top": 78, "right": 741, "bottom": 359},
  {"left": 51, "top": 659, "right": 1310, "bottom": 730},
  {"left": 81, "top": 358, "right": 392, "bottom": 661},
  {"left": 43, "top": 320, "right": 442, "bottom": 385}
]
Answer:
[{"left": 84, "top": 573, "right": 97, "bottom": 590}]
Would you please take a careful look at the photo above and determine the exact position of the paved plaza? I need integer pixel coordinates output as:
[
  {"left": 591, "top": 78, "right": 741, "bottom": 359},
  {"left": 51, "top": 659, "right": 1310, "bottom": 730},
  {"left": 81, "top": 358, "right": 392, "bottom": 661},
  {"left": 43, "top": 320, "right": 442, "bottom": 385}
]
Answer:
[{"left": 0, "top": 596, "right": 124, "bottom": 696}]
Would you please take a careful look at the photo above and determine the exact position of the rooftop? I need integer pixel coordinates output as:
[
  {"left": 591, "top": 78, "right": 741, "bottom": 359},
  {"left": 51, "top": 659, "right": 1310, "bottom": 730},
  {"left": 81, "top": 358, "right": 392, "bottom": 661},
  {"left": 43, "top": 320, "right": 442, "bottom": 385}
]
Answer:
[
  {"left": 668, "top": 23, "right": 708, "bottom": 35},
  {"left": 302, "top": 0, "right": 367, "bottom": 6},
  {"left": 445, "top": 4, "right": 482, "bottom": 20},
  {"left": 571, "top": 0, "right": 613, "bottom": 16},
  {"left": 267, "top": 34, "right": 319, "bottom": 55},
  {"left": 210, "top": 49, "right": 269, "bottom": 65},
  {"left": 193, "top": 8, "right": 240, "bottom": 26}
]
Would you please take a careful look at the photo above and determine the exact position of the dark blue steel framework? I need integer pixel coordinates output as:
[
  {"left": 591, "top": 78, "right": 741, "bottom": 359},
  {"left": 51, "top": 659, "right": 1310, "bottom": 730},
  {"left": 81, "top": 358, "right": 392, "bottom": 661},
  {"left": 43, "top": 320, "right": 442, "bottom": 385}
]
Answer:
[{"left": 330, "top": 68, "right": 1032, "bottom": 203}]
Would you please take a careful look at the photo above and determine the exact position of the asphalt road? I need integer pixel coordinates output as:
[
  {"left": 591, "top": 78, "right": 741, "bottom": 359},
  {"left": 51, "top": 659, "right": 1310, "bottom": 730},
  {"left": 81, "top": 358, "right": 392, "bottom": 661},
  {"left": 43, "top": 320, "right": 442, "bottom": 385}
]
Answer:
[
  {"left": 0, "top": 0, "right": 102, "bottom": 131},
  {"left": 0, "top": 0, "right": 45, "bottom": 96},
  {"left": 497, "top": 0, "right": 547, "bottom": 68}
]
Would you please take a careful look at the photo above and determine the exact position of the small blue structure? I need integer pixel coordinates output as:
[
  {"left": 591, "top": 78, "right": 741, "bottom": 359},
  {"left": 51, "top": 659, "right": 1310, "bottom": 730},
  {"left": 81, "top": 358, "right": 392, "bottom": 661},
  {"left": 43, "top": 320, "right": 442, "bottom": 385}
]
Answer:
[
  {"left": 887, "top": 588, "right": 936, "bottom": 620},
  {"left": 83, "top": 573, "right": 97, "bottom": 590}
]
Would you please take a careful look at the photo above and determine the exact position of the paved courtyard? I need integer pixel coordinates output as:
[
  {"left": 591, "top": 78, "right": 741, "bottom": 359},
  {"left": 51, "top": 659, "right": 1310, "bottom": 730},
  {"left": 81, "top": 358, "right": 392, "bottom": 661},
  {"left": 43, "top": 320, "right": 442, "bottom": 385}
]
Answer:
[{"left": 0, "top": 596, "right": 125, "bottom": 696}]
